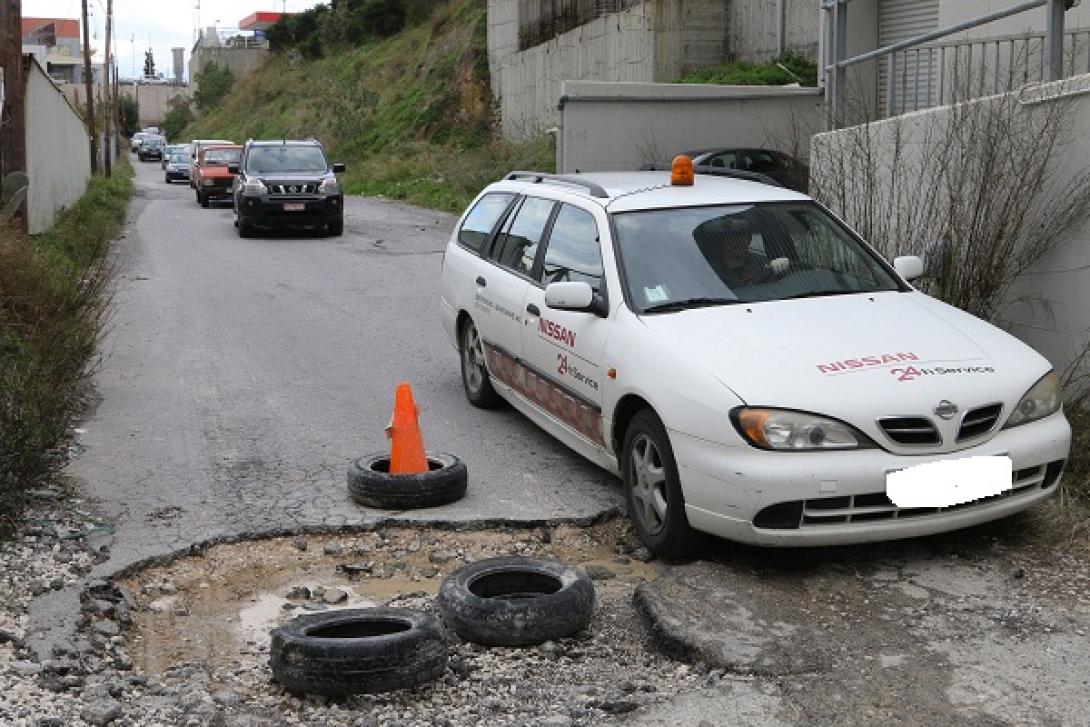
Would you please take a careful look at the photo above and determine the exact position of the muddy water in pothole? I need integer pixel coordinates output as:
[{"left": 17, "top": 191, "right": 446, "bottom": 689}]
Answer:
[{"left": 121, "top": 521, "right": 659, "bottom": 674}]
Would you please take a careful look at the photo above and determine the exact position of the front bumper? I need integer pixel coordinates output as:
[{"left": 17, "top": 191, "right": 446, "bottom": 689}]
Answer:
[
  {"left": 199, "top": 180, "right": 234, "bottom": 198},
  {"left": 167, "top": 169, "right": 190, "bottom": 180},
  {"left": 672, "top": 411, "right": 1071, "bottom": 546},
  {"left": 237, "top": 193, "right": 343, "bottom": 228}
]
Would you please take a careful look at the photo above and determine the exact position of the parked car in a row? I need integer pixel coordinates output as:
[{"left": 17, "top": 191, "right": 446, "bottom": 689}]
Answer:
[
  {"left": 229, "top": 138, "right": 346, "bottom": 238},
  {"left": 194, "top": 145, "right": 242, "bottom": 207},
  {"left": 161, "top": 144, "right": 187, "bottom": 170},
  {"left": 163, "top": 149, "right": 190, "bottom": 184},
  {"left": 137, "top": 136, "right": 166, "bottom": 162}
]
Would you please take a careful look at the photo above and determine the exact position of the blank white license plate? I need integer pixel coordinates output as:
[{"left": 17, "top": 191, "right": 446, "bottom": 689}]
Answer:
[
  {"left": 886, "top": 455, "right": 1012, "bottom": 508},
  {"left": 283, "top": 202, "right": 305, "bottom": 212}
]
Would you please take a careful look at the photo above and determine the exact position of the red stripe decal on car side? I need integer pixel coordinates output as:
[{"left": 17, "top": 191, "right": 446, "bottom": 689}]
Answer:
[{"left": 484, "top": 343, "right": 606, "bottom": 447}]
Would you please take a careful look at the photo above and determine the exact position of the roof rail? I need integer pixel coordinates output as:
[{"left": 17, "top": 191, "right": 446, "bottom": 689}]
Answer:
[
  {"left": 638, "top": 163, "right": 782, "bottom": 188},
  {"left": 505, "top": 171, "right": 609, "bottom": 199}
]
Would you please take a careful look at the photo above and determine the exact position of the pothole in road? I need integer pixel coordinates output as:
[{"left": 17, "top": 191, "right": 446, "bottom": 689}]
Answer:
[{"left": 119, "top": 520, "right": 661, "bottom": 675}]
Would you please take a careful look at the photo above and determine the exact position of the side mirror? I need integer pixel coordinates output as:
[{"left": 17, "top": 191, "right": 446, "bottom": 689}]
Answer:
[
  {"left": 228, "top": 163, "right": 240, "bottom": 174},
  {"left": 545, "top": 281, "right": 594, "bottom": 310},
  {"left": 332, "top": 162, "right": 346, "bottom": 173},
  {"left": 893, "top": 255, "right": 925, "bottom": 282}
]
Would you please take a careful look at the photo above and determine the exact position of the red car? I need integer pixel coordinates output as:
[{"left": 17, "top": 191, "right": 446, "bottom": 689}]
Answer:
[{"left": 194, "top": 145, "right": 242, "bottom": 207}]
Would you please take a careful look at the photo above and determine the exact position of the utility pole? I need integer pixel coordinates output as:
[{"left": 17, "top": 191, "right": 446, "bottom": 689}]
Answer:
[
  {"left": 81, "top": 0, "right": 98, "bottom": 173},
  {"left": 0, "top": 0, "right": 27, "bottom": 230},
  {"left": 102, "top": 0, "right": 112, "bottom": 176}
]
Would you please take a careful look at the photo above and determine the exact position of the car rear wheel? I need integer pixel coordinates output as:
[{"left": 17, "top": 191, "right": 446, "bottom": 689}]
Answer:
[
  {"left": 460, "top": 318, "right": 500, "bottom": 409},
  {"left": 622, "top": 409, "right": 694, "bottom": 558}
]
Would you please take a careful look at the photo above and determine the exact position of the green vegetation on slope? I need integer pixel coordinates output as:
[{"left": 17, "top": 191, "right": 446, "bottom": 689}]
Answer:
[
  {"left": 183, "top": 0, "right": 552, "bottom": 213},
  {"left": 678, "top": 53, "right": 818, "bottom": 87},
  {"left": 0, "top": 165, "right": 133, "bottom": 534}
]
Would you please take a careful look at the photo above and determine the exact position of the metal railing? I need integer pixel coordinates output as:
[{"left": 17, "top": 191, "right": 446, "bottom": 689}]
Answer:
[
  {"left": 823, "top": 0, "right": 1079, "bottom": 128},
  {"left": 884, "top": 28, "right": 1090, "bottom": 116}
]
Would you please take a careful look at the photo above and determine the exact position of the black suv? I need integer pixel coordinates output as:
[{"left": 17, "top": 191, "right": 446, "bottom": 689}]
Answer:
[{"left": 230, "top": 139, "right": 345, "bottom": 238}]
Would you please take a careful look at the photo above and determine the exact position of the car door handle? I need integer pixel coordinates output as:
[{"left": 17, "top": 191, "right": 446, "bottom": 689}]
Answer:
[
  {"left": 476, "top": 276, "right": 487, "bottom": 287},
  {"left": 526, "top": 303, "right": 540, "bottom": 317}
]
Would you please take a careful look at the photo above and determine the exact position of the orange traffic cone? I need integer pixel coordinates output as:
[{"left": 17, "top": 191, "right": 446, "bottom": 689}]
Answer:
[{"left": 386, "top": 382, "right": 429, "bottom": 474}]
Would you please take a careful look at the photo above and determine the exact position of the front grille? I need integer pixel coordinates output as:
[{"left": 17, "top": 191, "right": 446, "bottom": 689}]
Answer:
[
  {"left": 878, "top": 416, "right": 941, "bottom": 446},
  {"left": 958, "top": 403, "right": 1003, "bottom": 441},
  {"left": 753, "top": 459, "right": 1063, "bottom": 530},
  {"left": 269, "top": 183, "right": 318, "bottom": 195}
]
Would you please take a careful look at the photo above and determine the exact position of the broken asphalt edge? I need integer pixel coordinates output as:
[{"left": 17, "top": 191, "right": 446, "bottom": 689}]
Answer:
[{"left": 89, "top": 506, "right": 625, "bottom": 599}]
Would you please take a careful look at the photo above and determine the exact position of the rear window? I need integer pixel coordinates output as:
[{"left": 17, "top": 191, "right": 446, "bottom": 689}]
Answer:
[
  {"left": 203, "top": 148, "right": 241, "bottom": 164},
  {"left": 458, "top": 193, "right": 514, "bottom": 254}
]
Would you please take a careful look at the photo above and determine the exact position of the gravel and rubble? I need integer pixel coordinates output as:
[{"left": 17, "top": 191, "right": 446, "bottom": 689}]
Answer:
[
  {"left": 6, "top": 489, "right": 1090, "bottom": 726},
  {"left": 1, "top": 510, "right": 716, "bottom": 726}
]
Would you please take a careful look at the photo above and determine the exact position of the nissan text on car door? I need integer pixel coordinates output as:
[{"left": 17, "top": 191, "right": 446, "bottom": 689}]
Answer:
[{"left": 439, "top": 159, "right": 1070, "bottom": 556}]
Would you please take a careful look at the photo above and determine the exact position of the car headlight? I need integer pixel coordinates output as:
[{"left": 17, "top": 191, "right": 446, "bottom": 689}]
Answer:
[
  {"left": 202, "top": 179, "right": 215, "bottom": 186},
  {"left": 1004, "top": 371, "right": 1062, "bottom": 428},
  {"left": 319, "top": 175, "right": 340, "bottom": 194},
  {"left": 731, "top": 407, "right": 873, "bottom": 450},
  {"left": 242, "top": 178, "right": 267, "bottom": 196}
]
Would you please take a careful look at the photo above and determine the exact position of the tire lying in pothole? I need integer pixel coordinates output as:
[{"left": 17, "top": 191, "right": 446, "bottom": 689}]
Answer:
[
  {"left": 438, "top": 556, "right": 595, "bottom": 647},
  {"left": 269, "top": 608, "right": 447, "bottom": 696},
  {"left": 347, "top": 452, "right": 467, "bottom": 509}
]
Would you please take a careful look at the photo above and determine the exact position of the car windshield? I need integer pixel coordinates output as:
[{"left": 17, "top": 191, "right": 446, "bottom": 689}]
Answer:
[
  {"left": 246, "top": 146, "right": 328, "bottom": 173},
  {"left": 202, "top": 148, "right": 240, "bottom": 165},
  {"left": 168, "top": 152, "right": 188, "bottom": 163},
  {"left": 613, "top": 202, "right": 901, "bottom": 312}
]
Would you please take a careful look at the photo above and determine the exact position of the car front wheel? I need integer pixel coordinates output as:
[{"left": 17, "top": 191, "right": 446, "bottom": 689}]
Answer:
[
  {"left": 460, "top": 318, "right": 500, "bottom": 409},
  {"left": 622, "top": 409, "right": 694, "bottom": 558}
]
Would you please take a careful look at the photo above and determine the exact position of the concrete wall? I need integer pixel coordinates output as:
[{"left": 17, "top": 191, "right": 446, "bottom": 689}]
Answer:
[
  {"left": 487, "top": 0, "right": 830, "bottom": 138},
  {"left": 489, "top": 0, "right": 658, "bottom": 138},
  {"left": 24, "top": 58, "right": 91, "bottom": 234},
  {"left": 810, "top": 73, "right": 1090, "bottom": 383},
  {"left": 57, "top": 82, "right": 193, "bottom": 127},
  {"left": 727, "top": 0, "right": 820, "bottom": 62},
  {"left": 557, "top": 80, "right": 823, "bottom": 172},
  {"left": 189, "top": 47, "right": 269, "bottom": 84}
]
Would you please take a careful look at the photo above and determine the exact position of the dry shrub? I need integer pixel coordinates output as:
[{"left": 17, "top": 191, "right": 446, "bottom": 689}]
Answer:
[{"left": 0, "top": 170, "right": 129, "bottom": 534}]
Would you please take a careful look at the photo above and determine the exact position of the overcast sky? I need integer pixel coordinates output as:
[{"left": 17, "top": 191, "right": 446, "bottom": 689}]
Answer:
[{"left": 24, "top": 0, "right": 324, "bottom": 79}]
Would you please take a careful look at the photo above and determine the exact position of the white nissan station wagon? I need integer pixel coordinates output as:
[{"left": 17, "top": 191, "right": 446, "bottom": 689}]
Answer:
[{"left": 438, "top": 160, "right": 1071, "bottom": 556}]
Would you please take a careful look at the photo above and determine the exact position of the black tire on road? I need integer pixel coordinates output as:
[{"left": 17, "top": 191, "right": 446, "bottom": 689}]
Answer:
[
  {"left": 347, "top": 452, "right": 466, "bottom": 510},
  {"left": 237, "top": 218, "right": 254, "bottom": 238},
  {"left": 622, "top": 409, "right": 695, "bottom": 558},
  {"left": 459, "top": 317, "right": 501, "bottom": 409},
  {"left": 164, "top": 174, "right": 170, "bottom": 184},
  {"left": 438, "top": 556, "right": 595, "bottom": 647},
  {"left": 270, "top": 608, "right": 447, "bottom": 696},
  {"left": 328, "top": 219, "right": 344, "bottom": 236},
  {"left": 200, "top": 192, "right": 210, "bottom": 208}
]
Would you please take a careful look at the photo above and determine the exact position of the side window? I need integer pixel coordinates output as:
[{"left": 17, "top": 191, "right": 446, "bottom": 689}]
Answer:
[
  {"left": 746, "top": 151, "right": 778, "bottom": 173},
  {"left": 708, "top": 151, "right": 737, "bottom": 169},
  {"left": 492, "top": 197, "right": 555, "bottom": 277},
  {"left": 457, "top": 193, "right": 515, "bottom": 254},
  {"left": 539, "top": 205, "right": 603, "bottom": 293}
]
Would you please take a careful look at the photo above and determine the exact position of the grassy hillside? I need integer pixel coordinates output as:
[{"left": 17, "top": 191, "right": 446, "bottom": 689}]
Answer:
[{"left": 184, "top": 0, "right": 551, "bottom": 213}]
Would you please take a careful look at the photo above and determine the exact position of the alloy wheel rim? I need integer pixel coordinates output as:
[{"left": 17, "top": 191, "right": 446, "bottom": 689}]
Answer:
[
  {"left": 630, "top": 433, "right": 667, "bottom": 535},
  {"left": 462, "top": 325, "right": 485, "bottom": 393}
]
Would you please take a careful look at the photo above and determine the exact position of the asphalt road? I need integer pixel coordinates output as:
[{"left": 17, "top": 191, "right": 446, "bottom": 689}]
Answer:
[{"left": 69, "top": 158, "right": 622, "bottom": 572}]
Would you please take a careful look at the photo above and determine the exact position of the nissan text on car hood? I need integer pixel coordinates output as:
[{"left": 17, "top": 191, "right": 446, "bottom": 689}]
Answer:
[{"left": 638, "top": 291, "right": 1046, "bottom": 429}]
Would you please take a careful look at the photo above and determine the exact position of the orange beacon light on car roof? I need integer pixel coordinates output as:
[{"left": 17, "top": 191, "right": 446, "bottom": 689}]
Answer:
[{"left": 671, "top": 155, "right": 694, "bottom": 186}]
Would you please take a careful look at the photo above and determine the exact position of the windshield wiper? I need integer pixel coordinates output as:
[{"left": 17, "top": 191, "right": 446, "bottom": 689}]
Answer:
[
  {"left": 778, "top": 289, "right": 870, "bottom": 301},
  {"left": 642, "top": 297, "right": 743, "bottom": 313}
]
